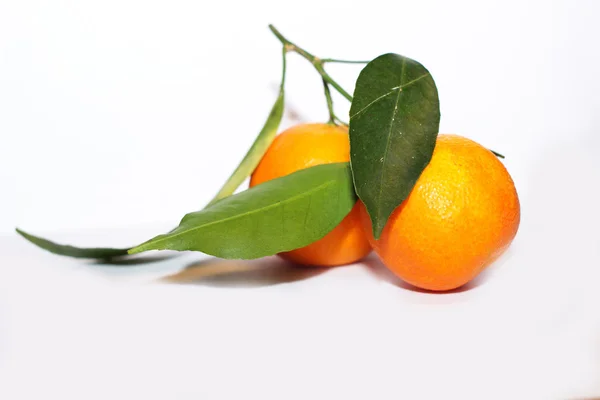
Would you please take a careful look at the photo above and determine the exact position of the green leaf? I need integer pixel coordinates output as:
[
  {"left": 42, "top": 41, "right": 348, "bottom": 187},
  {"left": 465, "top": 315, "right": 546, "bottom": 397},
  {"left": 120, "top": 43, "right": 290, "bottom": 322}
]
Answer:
[
  {"left": 207, "top": 48, "right": 287, "bottom": 206},
  {"left": 129, "top": 162, "right": 356, "bottom": 259},
  {"left": 15, "top": 228, "right": 130, "bottom": 259},
  {"left": 349, "top": 53, "right": 440, "bottom": 239}
]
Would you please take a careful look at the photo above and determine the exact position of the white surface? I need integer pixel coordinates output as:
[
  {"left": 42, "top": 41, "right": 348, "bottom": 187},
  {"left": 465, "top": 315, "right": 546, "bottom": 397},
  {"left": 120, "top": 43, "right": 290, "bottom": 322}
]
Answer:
[
  {"left": 1, "top": 0, "right": 600, "bottom": 399},
  {"left": 1, "top": 208, "right": 600, "bottom": 400}
]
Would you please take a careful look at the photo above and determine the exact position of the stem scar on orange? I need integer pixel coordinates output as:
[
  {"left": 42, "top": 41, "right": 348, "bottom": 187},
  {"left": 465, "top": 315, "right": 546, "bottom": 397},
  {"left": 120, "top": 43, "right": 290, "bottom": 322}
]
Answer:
[
  {"left": 250, "top": 123, "right": 371, "bottom": 267},
  {"left": 360, "top": 134, "right": 520, "bottom": 291}
]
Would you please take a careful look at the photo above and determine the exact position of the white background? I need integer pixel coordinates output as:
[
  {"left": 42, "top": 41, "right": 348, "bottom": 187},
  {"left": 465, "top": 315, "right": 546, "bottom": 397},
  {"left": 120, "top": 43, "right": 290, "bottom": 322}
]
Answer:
[{"left": 1, "top": 0, "right": 600, "bottom": 399}]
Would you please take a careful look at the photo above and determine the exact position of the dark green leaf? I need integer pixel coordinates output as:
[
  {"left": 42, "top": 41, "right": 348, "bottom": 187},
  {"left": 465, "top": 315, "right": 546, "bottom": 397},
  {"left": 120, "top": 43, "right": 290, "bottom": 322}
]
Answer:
[
  {"left": 15, "top": 228, "right": 130, "bottom": 259},
  {"left": 349, "top": 53, "right": 440, "bottom": 239},
  {"left": 129, "top": 162, "right": 356, "bottom": 259}
]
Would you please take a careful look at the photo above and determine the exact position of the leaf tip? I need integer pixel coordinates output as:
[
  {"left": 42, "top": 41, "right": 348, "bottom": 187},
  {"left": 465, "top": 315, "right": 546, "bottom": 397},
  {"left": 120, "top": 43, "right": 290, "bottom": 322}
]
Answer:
[
  {"left": 490, "top": 149, "right": 505, "bottom": 159},
  {"left": 372, "top": 222, "right": 385, "bottom": 241},
  {"left": 360, "top": 204, "right": 386, "bottom": 240},
  {"left": 15, "top": 227, "right": 32, "bottom": 241}
]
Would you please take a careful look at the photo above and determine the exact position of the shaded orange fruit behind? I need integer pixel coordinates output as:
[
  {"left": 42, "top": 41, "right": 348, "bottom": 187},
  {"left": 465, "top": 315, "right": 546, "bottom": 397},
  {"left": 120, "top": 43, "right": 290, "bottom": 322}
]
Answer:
[
  {"left": 250, "top": 123, "right": 371, "bottom": 267},
  {"left": 360, "top": 134, "right": 520, "bottom": 291}
]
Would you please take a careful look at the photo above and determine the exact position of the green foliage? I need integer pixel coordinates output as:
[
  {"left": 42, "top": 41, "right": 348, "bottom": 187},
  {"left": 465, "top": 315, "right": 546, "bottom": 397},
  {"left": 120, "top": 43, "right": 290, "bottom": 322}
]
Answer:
[{"left": 129, "top": 163, "right": 356, "bottom": 259}]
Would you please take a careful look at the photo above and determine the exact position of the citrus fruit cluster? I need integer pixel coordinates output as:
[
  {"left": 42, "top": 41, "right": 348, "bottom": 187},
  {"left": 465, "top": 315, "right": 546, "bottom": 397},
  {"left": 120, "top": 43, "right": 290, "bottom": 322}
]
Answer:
[{"left": 252, "top": 123, "right": 520, "bottom": 291}]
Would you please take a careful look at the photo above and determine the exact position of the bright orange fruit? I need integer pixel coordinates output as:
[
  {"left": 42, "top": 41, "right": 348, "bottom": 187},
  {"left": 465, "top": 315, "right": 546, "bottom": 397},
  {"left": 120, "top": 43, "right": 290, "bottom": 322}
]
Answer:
[
  {"left": 250, "top": 123, "right": 371, "bottom": 267},
  {"left": 360, "top": 134, "right": 520, "bottom": 291}
]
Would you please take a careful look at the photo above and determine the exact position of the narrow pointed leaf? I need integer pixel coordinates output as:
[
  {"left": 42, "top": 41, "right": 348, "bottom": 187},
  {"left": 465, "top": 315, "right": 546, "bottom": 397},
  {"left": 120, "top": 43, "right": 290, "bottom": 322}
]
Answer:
[
  {"left": 130, "top": 162, "right": 356, "bottom": 259},
  {"left": 16, "top": 228, "right": 130, "bottom": 259},
  {"left": 207, "top": 49, "right": 287, "bottom": 206},
  {"left": 349, "top": 53, "right": 440, "bottom": 239}
]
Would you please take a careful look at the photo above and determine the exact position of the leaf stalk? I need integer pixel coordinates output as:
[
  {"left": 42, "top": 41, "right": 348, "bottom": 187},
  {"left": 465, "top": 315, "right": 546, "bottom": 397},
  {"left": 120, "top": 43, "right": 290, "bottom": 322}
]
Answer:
[{"left": 268, "top": 25, "right": 353, "bottom": 102}]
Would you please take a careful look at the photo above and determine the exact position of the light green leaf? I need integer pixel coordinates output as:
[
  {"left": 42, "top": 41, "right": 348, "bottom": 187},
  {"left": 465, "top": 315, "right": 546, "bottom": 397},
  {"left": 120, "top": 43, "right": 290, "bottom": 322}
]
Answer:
[
  {"left": 207, "top": 48, "right": 287, "bottom": 206},
  {"left": 130, "top": 163, "right": 356, "bottom": 259}
]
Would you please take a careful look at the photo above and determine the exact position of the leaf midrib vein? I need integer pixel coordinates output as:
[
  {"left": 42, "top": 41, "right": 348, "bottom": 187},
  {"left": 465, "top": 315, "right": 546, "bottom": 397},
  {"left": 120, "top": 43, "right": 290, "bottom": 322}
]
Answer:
[
  {"left": 375, "top": 58, "right": 408, "bottom": 227},
  {"left": 350, "top": 71, "right": 431, "bottom": 119},
  {"left": 139, "top": 178, "right": 339, "bottom": 249}
]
